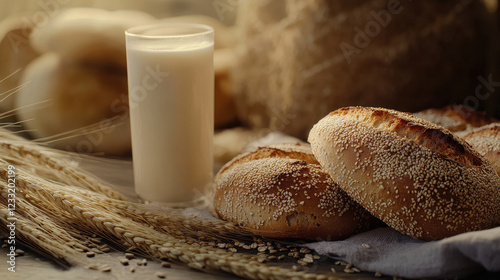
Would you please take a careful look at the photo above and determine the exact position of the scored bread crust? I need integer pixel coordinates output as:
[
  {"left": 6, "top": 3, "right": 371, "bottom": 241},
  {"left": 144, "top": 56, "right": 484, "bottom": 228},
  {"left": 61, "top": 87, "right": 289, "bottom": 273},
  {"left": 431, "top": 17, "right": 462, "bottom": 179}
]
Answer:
[
  {"left": 213, "top": 143, "right": 379, "bottom": 240},
  {"left": 461, "top": 123, "right": 500, "bottom": 176},
  {"left": 308, "top": 107, "right": 500, "bottom": 241}
]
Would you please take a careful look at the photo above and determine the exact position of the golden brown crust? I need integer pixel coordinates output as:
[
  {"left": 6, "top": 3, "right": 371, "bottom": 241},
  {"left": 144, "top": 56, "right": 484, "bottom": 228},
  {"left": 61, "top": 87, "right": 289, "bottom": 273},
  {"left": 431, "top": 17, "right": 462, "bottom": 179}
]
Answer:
[
  {"left": 213, "top": 142, "right": 378, "bottom": 240},
  {"left": 414, "top": 105, "right": 498, "bottom": 132},
  {"left": 309, "top": 106, "right": 500, "bottom": 241},
  {"left": 461, "top": 123, "right": 500, "bottom": 176}
]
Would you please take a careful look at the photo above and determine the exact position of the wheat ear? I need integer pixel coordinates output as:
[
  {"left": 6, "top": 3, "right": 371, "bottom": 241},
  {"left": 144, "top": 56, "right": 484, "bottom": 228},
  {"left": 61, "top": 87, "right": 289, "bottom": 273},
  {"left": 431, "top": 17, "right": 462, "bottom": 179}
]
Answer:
[
  {"left": 7, "top": 168, "right": 334, "bottom": 280},
  {"left": 0, "top": 139, "right": 125, "bottom": 200}
]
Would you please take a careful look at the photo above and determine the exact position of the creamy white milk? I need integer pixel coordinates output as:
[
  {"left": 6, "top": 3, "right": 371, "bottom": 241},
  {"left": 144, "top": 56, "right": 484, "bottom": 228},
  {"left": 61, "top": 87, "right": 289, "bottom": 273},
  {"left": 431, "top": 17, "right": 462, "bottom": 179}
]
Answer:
[{"left": 126, "top": 27, "right": 214, "bottom": 204}]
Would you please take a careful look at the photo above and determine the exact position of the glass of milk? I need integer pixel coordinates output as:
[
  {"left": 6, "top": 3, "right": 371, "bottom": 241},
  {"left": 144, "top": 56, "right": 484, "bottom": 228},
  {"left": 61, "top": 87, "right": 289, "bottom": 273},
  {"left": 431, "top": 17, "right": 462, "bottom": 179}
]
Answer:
[{"left": 125, "top": 23, "right": 214, "bottom": 205}]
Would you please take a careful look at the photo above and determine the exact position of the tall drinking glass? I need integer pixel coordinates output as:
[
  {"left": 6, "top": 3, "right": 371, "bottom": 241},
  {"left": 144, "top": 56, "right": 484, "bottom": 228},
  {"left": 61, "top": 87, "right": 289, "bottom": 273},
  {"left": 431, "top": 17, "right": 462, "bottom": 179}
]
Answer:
[{"left": 125, "top": 23, "right": 214, "bottom": 205}]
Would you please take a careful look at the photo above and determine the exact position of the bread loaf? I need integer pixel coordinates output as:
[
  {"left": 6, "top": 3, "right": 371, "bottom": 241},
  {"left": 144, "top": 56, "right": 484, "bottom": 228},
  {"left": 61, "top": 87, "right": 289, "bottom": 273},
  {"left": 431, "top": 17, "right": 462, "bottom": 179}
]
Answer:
[
  {"left": 16, "top": 53, "right": 131, "bottom": 155},
  {"left": 308, "top": 106, "right": 500, "bottom": 241},
  {"left": 214, "top": 143, "right": 379, "bottom": 240},
  {"left": 461, "top": 123, "right": 500, "bottom": 176},
  {"left": 414, "top": 105, "right": 498, "bottom": 132}
]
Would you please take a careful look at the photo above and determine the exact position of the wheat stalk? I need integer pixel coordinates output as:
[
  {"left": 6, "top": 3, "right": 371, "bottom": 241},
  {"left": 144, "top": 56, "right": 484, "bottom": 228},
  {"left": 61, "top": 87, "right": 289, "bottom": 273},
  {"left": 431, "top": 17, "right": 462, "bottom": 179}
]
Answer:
[
  {"left": 0, "top": 206, "right": 87, "bottom": 268},
  {"left": 0, "top": 130, "right": 338, "bottom": 280},
  {"left": 0, "top": 129, "right": 126, "bottom": 200},
  {"left": 5, "top": 171, "right": 334, "bottom": 280}
]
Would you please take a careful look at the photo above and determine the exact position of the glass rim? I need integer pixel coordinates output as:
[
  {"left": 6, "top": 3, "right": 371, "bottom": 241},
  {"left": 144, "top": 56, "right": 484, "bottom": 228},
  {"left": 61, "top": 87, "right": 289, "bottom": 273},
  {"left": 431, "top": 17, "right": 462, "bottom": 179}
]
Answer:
[{"left": 125, "top": 22, "right": 214, "bottom": 39}]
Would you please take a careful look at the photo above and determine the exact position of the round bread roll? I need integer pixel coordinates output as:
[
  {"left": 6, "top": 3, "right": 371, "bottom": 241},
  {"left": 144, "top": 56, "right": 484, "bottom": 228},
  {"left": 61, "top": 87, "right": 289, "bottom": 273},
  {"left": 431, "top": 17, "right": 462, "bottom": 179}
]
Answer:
[
  {"left": 308, "top": 107, "right": 500, "bottom": 241},
  {"left": 461, "top": 123, "right": 500, "bottom": 176},
  {"left": 16, "top": 53, "right": 131, "bottom": 155},
  {"left": 29, "top": 8, "right": 155, "bottom": 68},
  {"left": 414, "top": 105, "right": 498, "bottom": 132},
  {"left": 214, "top": 142, "right": 379, "bottom": 240}
]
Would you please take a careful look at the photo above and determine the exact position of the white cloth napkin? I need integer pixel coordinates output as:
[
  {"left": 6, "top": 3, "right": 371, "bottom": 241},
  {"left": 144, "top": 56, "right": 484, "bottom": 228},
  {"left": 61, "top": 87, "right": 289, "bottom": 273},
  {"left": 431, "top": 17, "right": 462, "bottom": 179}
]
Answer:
[{"left": 304, "top": 227, "right": 500, "bottom": 279}]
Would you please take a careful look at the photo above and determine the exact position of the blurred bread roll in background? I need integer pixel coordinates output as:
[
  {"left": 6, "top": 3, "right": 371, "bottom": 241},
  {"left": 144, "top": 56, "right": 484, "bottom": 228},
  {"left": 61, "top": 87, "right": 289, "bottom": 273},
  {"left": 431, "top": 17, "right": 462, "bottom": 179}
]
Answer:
[
  {"left": 16, "top": 53, "right": 131, "bottom": 155},
  {"left": 214, "top": 48, "right": 238, "bottom": 128},
  {"left": 234, "top": 0, "right": 493, "bottom": 139},
  {"left": 414, "top": 105, "right": 499, "bottom": 133},
  {"left": 0, "top": 14, "right": 39, "bottom": 112},
  {"left": 29, "top": 8, "right": 156, "bottom": 68}
]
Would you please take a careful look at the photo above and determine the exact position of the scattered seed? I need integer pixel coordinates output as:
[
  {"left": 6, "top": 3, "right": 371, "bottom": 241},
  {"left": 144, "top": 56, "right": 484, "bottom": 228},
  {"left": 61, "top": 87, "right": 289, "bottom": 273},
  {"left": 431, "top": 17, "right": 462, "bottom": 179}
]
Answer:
[
  {"left": 86, "top": 251, "right": 95, "bottom": 258},
  {"left": 299, "top": 248, "right": 310, "bottom": 254},
  {"left": 130, "top": 267, "right": 136, "bottom": 273},
  {"left": 125, "top": 253, "right": 135, "bottom": 259},
  {"left": 345, "top": 263, "right": 353, "bottom": 269},
  {"left": 331, "top": 267, "right": 336, "bottom": 273},
  {"left": 1, "top": 244, "right": 7, "bottom": 248},
  {"left": 344, "top": 268, "right": 354, "bottom": 274},
  {"left": 302, "top": 255, "right": 313, "bottom": 264},
  {"left": 100, "top": 265, "right": 111, "bottom": 272},
  {"left": 297, "top": 260, "right": 308, "bottom": 266},
  {"left": 91, "top": 248, "right": 102, "bottom": 254},
  {"left": 87, "top": 264, "right": 98, "bottom": 270},
  {"left": 15, "top": 249, "right": 24, "bottom": 256},
  {"left": 375, "top": 272, "right": 383, "bottom": 277},
  {"left": 161, "top": 262, "right": 171, "bottom": 268},
  {"left": 141, "top": 259, "right": 148, "bottom": 266},
  {"left": 278, "top": 255, "right": 285, "bottom": 260},
  {"left": 352, "top": 267, "right": 361, "bottom": 273},
  {"left": 120, "top": 259, "right": 129, "bottom": 266},
  {"left": 156, "top": 272, "right": 166, "bottom": 278},
  {"left": 258, "top": 246, "right": 267, "bottom": 252},
  {"left": 362, "top": 243, "right": 372, "bottom": 249},
  {"left": 90, "top": 237, "right": 102, "bottom": 243}
]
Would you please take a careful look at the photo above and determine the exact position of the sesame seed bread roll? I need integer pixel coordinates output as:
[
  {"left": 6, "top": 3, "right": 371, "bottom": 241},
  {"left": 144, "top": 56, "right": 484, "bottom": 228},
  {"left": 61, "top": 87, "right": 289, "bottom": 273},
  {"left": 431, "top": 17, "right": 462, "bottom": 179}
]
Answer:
[
  {"left": 414, "top": 105, "right": 498, "bottom": 132},
  {"left": 461, "top": 123, "right": 500, "bottom": 176},
  {"left": 213, "top": 143, "right": 379, "bottom": 240},
  {"left": 308, "top": 107, "right": 500, "bottom": 241}
]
